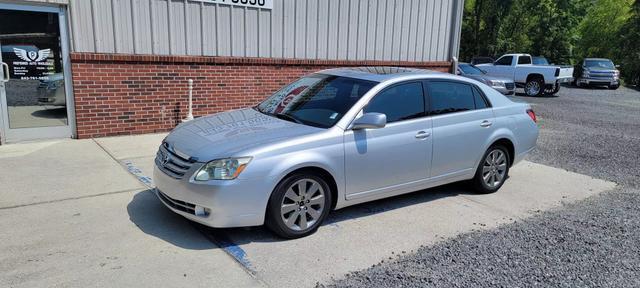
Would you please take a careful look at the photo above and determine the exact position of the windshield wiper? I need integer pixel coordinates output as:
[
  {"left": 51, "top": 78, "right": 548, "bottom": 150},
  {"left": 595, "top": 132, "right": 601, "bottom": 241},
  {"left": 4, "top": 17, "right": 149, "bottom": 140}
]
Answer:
[{"left": 274, "top": 113, "right": 304, "bottom": 125}]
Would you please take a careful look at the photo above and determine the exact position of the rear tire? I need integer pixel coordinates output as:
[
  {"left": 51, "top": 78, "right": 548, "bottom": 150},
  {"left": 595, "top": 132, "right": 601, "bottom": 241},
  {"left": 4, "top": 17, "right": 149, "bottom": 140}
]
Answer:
[
  {"left": 545, "top": 83, "right": 560, "bottom": 95},
  {"left": 265, "top": 172, "right": 332, "bottom": 239},
  {"left": 471, "top": 145, "right": 511, "bottom": 194},
  {"left": 609, "top": 84, "right": 619, "bottom": 90},
  {"left": 525, "top": 77, "right": 544, "bottom": 97}
]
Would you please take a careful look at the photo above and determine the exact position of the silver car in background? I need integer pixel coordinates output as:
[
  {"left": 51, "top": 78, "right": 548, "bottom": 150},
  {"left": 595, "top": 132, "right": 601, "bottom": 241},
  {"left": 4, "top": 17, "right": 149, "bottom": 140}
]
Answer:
[
  {"left": 154, "top": 67, "right": 539, "bottom": 239},
  {"left": 457, "top": 63, "right": 516, "bottom": 95}
]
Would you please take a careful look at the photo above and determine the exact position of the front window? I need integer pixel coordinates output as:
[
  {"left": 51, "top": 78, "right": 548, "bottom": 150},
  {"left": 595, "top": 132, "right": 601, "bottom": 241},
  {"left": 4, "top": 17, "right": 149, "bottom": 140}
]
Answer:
[
  {"left": 495, "top": 56, "right": 513, "bottom": 66},
  {"left": 364, "top": 82, "right": 425, "bottom": 123},
  {"left": 255, "top": 74, "right": 377, "bottom": 128},
  {"left": 459, "top": 64, "right": 485, "bottom": 75},
  {"left": 585, "top": 60, "right": 615, "bottom": 69}
]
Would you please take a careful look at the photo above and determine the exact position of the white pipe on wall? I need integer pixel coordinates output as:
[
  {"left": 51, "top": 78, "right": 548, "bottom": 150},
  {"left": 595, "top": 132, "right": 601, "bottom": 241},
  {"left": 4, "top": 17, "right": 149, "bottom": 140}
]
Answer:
[{"left": 183, "top": 79, "right": 194, "bottom": 122}]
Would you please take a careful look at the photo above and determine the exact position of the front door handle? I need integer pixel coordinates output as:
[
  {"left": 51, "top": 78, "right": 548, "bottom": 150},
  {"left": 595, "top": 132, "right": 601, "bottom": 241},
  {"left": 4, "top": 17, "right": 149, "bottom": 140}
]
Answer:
[
  {"left": 1, "top": 62, "right": 9, "bottom": 83},
  {"left": 415, "top": 131, "right": 430, "bottom": 139},
  {"left": 480, "top": 120, "right": 493, "bottom": 128}
]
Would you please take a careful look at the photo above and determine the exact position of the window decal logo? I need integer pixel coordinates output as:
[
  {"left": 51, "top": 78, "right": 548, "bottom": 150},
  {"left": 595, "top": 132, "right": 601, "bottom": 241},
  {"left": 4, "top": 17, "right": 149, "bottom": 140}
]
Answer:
[{"left": 13, "top": 48, "right": 51, "bottom": 62}]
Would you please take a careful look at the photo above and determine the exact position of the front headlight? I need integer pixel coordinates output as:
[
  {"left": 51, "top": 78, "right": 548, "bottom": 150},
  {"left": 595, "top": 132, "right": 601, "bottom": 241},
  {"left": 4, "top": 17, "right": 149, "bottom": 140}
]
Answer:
[
  {"left": 194, "top": 157, "right": 252, "bottom": 181},
  {"left": 488, "top": 80, "right": 506, "bottom": 87}
]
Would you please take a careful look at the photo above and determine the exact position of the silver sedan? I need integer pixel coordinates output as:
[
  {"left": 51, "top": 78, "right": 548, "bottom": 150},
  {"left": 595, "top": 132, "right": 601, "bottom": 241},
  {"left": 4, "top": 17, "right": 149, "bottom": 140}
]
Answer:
[
  {"left": 154, "top": 67, "right": 538, "bottom": 238},
  {"left": 457, "top": 63, "right": 516, "bottom": 95}
]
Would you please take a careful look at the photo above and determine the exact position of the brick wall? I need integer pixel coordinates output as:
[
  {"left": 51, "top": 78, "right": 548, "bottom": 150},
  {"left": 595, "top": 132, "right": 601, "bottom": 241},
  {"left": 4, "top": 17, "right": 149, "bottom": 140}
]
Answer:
[{"left": 70, "top": 53, "right": 451, "bottom": 139}]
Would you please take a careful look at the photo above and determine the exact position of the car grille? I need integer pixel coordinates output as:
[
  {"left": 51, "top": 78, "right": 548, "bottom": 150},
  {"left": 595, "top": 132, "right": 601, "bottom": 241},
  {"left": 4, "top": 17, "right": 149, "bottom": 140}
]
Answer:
[
  {"left": 157, "top": 189, "right": 201, "bottom": 216},
  {"left": 505, "top": 83, "right": 515, "bottom": 90},
  {"left": 155, "top": 143, "right": 194, "bottom": 179},
  {"left": 588, "top": 71, "right": 616, "bottom": 80}
]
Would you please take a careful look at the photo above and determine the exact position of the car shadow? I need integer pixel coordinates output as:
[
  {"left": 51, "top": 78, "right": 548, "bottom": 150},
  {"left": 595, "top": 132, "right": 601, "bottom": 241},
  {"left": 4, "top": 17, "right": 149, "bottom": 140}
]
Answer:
[
  {"left": 128, "top": 181, "right": 491, "bottom": 248},
  {"left": 513, "top": 91, "right": 560, "bottom": 98},
  {"left": 126, "top": 189, "right": 218, "bottom": 250},
  {"left": 199, "top": 181, "right": 482, "bottom": 245}
]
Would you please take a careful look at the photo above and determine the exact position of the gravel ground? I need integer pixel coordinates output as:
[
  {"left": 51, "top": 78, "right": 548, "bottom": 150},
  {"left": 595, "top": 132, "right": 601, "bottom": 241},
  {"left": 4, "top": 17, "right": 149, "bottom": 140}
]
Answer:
[{"left": 320, "top": 85, "right": 640, "bottom": 287}]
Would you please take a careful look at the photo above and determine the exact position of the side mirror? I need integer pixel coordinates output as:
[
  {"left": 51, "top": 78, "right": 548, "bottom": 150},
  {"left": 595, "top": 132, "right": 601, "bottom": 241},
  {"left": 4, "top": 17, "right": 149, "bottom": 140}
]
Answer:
[
  {"left": 351, "top": 112, "right": 387, "bottom": 130},
  {"left": 615, "top": 64, "right": 620, "bottom": 68}
]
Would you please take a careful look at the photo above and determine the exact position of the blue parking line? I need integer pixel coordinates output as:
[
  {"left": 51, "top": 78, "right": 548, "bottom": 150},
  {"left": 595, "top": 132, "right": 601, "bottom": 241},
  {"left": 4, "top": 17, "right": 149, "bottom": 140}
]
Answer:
[
  {"left": 204, "top": 230, "right": 255, "bottom": 274},
  {"left": 122, "top": 160, "right": 154, "bottom": 187},
  {"left": 120, "top": 159, "right": 255, "bottom": 275}
]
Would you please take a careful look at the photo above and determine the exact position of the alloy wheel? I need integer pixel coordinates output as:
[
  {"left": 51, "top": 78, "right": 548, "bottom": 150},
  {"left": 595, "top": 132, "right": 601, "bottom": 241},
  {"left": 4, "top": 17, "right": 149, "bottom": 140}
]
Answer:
[
  {"left": 482, "top": 149, "right": 508, "bottom": 188},
  {"left": 526, "top": 81, "right": 541, "bottom": 96},
  {"left": 280, "top": 179, "right": 326, "bottom": 231}
]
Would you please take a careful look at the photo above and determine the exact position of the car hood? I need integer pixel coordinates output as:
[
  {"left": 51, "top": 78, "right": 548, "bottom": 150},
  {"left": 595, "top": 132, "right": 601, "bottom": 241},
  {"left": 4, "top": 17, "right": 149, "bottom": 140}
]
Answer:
[
  {"left": 585, "top": 67, "right": 616, "bottom": 72},
  {"left": 164, "top": 108, "right": 323, "bottom": 161},
  {"left": 463, "top": 74, "right": 513, "bottom": 83}
]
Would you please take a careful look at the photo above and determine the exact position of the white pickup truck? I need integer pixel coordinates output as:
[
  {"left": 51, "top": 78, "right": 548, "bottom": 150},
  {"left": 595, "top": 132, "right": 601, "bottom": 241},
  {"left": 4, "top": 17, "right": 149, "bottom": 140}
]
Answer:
[{"left": 476, "top": 54, "right": 574, "bottom": 96}]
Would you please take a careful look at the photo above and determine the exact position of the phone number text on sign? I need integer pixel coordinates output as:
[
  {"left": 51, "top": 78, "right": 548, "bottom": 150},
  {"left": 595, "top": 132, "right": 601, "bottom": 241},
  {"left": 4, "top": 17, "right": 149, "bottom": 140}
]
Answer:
[{"left": 191, "top": 0, "right": 273, "bottom": 9}]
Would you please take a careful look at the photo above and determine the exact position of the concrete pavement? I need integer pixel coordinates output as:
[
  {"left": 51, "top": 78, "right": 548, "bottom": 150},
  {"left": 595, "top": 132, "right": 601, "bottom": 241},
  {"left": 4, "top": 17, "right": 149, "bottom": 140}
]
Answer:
[
  {"left": 0, "top": 136, "right": 261, "bottom": 288},
  {"left": 0, "top": 133, "right": 616, "bottom": 288}
]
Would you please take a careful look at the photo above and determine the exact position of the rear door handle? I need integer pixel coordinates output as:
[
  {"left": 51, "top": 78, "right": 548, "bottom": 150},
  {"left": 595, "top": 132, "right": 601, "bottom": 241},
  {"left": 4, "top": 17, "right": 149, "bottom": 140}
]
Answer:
[
  {"left": 415, "top": 131, "right": 430, "bottom": 139},
  {"left": 1, "top": 62, "right": 9, "bottom": 83},
  {"left": 480, "top": 120, "right": 493, "bottom": 127}
]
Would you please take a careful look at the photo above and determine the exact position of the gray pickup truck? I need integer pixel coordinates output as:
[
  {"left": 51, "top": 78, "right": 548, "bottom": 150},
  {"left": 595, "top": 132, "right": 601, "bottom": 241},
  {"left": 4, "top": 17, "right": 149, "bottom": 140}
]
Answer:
[{"left": 573, "top": 58, "right": 620, "bottom": 90}]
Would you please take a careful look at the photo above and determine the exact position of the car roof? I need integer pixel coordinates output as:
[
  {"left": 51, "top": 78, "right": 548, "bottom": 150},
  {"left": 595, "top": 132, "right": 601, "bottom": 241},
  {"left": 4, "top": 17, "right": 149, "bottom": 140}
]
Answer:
[
  {"left": 584, "top": 58, "right": 612, "bottom": 61},
  {"left": 318, "top": 66, "right": 444, "bottom": 82}
]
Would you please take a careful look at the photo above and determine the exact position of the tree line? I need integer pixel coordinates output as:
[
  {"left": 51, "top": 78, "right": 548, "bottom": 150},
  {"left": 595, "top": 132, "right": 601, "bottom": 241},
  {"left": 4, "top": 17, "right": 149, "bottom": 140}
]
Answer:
[{"left": 460, "top": 0, "right": 640, "bottom": 85}]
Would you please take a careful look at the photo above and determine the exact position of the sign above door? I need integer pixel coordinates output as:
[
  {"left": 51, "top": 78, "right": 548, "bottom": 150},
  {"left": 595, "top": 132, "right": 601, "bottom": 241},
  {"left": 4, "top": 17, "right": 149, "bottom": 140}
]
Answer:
[{"left": 190, "top": 0, "right": 273, "bottom": 10}]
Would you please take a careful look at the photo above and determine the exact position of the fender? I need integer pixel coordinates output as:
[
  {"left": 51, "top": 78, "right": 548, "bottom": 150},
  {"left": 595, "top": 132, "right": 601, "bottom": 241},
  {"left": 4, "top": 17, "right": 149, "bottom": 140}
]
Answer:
[
  {"left": 265, "top": 150, "right": 346, "bottom": 210},
  {"left": 473, "top": 127, "right": 518, "bottom": 171}
]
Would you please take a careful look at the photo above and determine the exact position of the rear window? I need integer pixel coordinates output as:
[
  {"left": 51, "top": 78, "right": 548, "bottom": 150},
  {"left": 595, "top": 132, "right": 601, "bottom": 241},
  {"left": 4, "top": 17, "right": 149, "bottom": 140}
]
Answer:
[{"left": 518, "top": 56, "right": 532, "bottom": 65}]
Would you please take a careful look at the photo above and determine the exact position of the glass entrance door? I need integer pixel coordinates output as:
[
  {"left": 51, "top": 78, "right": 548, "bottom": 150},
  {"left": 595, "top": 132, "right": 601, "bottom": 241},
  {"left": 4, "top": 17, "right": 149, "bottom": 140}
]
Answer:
[{"left": 0, "top": 4, "right": 73, "bottom": 143}]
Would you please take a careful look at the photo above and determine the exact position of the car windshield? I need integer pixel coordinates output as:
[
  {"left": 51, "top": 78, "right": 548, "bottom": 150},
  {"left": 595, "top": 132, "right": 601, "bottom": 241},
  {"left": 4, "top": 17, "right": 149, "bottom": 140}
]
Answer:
[
  {"left": 255, "top": 74, "right": 378, "bottom": 128},
  {"left": 459, "top": 64, "right": 485, "bottom": 75},
  {"left": 585, "top": 60, "right": 615, "bottom": 69},
  {"left": 532, "top": 57, "right": 549, "bottom": 65}
]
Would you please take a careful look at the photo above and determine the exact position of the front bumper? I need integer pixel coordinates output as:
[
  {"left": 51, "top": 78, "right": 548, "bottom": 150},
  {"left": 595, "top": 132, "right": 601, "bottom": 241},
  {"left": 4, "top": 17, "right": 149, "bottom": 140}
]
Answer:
[
  {"left": 492, "top": 84, "right": 515, "bottom": 95},
  {"left": 153, "top": 164, "right": 272, "bottom": 228},
  {"left": 578, "top": 77, "right": 619, "bottom": 86}
]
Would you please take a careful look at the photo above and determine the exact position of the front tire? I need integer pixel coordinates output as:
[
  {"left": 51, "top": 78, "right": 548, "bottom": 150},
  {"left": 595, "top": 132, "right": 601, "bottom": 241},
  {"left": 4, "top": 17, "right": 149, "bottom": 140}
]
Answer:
[
  {"left": 265, "top": 173, "right": 332, "bottom": 239},
  {"left": 609, "top": 84, "right": 619, "bottom": 90},
  {"left": 472, "top": 145, "right": 510, "bottom": 194},
  {"left": 525, "top": 77, "right": 544, "bottom": 97}
]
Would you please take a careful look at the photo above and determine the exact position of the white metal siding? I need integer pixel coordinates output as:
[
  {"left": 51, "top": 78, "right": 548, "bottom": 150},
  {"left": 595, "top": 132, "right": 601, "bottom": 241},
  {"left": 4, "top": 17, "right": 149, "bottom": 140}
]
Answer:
[{"left": 67, "top": 0, "right": 462, "bottom": 62}]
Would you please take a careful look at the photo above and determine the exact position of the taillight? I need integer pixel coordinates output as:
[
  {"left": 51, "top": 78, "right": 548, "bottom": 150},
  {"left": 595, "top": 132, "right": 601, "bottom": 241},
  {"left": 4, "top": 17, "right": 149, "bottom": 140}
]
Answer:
[{"left": 527, "top": 109, "right": 537, "bottom": 123}]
